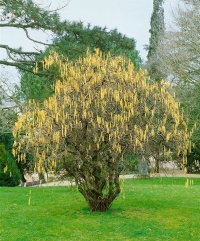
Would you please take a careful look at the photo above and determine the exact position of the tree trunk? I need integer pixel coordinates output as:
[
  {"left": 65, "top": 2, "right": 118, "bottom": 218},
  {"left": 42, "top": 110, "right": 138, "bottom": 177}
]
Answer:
[
  {"left": 83, "top": 190, "right": 117, "bottom": 212},
  {"left": 155, "top": 159, "right": 159, "bottom": 173},
  {"left": 74, "top": 160, "right": 121, "bottom": 212}
]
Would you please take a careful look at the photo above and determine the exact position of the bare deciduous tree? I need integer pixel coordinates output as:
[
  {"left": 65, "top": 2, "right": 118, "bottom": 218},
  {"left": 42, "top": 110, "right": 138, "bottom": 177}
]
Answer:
[
  {"left": 156, "top": 0, "right": 200, "bottom": 169},
  {"left": 157, "top": 0, "right": 200, "bottom": 86}
]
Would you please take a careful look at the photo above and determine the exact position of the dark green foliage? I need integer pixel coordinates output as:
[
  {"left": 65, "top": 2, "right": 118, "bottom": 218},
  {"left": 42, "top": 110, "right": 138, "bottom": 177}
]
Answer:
[
  {"left": 187, "top": 144, "right": 200, "bottom": 173},
  {"left": 0, "top": 132, "right": 28, "bottom": 182},
  {"left": 147, "top": 0, "right": 165, "bottom": 59},
  {"left": 0, "top": 144, "right": 21, "bottom": 186},
  {"left": 20, "top": 23, "right": 141, "bottom": 102},
  {"left": 20, "top": 73, "right": 54, "bottom": 102},
  {"left": 0, "top": 133, "right": 13, "bottom": 151},
  {"left": 0, "top": 133, "right": 26, "bottom": 182},
  {"left": 53, "top": 24, "right": 141, "bottom": 68},
  {"left": 147, "top": 0, "right": 165, "bottom": 81}
]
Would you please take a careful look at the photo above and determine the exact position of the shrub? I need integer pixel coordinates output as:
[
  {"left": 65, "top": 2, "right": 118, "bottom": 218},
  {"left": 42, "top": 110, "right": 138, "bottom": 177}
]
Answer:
[{"left": 0, "top": 144, "right": 21, "bottom": 186}]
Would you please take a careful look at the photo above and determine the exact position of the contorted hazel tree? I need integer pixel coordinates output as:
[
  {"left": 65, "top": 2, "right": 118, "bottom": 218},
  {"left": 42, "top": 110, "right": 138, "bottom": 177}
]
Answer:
[{"left": 13, "top": 50, "right": 190, "bottom": 211}]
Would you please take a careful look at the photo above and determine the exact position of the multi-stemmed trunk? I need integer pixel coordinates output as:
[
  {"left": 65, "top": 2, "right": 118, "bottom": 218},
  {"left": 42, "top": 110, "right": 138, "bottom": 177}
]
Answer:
[{"left": 74, "top": 158, "right": 121, "bottom": 212}]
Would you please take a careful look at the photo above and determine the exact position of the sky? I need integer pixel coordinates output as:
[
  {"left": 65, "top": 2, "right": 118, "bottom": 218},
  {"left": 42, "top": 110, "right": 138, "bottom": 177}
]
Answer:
[
  {"left": 0, "top": 0, "right": 179, "bottom": 84},
  {"left": 58, "top": 0, "right": 179, "bottom": 60}
]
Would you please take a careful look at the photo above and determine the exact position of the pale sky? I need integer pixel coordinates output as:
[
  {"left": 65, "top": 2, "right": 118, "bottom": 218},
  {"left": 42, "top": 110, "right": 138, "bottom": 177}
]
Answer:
[{"left": 0, "top": 0, "right": 179, "bottom": 84}]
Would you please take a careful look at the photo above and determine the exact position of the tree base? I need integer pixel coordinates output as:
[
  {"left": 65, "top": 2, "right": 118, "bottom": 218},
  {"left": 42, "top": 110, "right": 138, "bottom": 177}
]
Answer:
[{"left": 88, "top": 197, "right": 112, "bottom": 212}]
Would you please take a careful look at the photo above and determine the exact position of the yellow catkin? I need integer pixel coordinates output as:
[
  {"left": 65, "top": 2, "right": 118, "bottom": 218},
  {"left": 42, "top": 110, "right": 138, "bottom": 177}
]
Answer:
[{"left": 12, "top": 49, "right": 190, "bottom": 174}]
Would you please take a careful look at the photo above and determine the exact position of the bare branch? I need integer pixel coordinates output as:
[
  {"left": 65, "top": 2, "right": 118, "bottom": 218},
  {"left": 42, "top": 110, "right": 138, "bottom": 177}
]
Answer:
[
  {"left": 0, "top": 60, "right": 47, "bottom": 77},
  {"left": 0, "top": 44, "right": 40, "bottom": 56},
  {"left": 23, "top": 28, "right": 56, "bottom": 46},
  {"left": 0, "top": 23, "right": 40, "bottom": 29}
]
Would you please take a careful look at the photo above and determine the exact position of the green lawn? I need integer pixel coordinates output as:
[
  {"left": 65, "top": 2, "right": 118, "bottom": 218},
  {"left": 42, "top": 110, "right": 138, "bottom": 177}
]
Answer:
[{"left": 0, "top": 177, "right": 200, "bottom": 241}]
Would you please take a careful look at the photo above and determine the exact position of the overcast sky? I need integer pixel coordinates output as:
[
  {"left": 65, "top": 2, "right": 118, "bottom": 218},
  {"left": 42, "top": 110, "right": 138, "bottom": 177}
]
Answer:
[
  {"left": 59, "top": 0, "right": 179, "bottom": 60},
  {"left": 0, "top": 0, "right": 179, "bottom": 84}
]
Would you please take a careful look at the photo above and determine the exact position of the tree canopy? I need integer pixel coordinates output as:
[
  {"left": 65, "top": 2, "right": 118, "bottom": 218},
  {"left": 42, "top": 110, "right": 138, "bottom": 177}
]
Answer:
[{"left": 13, "top": 50, "right": 190, "bottom": 211}]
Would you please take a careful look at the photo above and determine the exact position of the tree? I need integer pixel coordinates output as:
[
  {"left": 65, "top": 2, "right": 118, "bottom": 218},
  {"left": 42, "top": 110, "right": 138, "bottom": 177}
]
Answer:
[
  {"left": 147, "top": 0, "right": 165, "bottom": 81},
  {"left": 52, "top": 25, "right": 141, "bottom": 67},
  {"left": 13, "top": 50, "right": 189, "bottom": 211},
  {"left": 147, "top": 0, "right": 166, "bottom": 170},
  {"left": 19, "top": 24, "right": 141, "bottom": 102},
  {"left": 0, "top": 0, "right": 69, "bottom": 73},
  {"left": 155, "top": 0, "right": 200, "bottom": 171},
  {"left": 156, "top": 0, "right": 200, "bottom": 86}
]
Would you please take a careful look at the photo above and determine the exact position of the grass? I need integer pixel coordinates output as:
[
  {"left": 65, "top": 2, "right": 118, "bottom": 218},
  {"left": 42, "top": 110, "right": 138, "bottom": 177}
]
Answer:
[{"left": 0, "top": 177, "right": 200, "bottom": 241}]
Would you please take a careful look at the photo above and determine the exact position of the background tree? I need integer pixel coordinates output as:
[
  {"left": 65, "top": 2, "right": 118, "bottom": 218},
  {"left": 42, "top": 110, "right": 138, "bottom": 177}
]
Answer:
[
  {"left": 157, "top": 0, "right": 200, "bottom": 85},
  {"left": 147, "top": 0, "right": 165, "bottom": 81},
  {"left": 1, "top": 0, "right": 141, "bottom": 80},
  {"left": 156, "top": 0, "right": 200, "bottom": 171},
  {"left": 13, "top": 50, "right": 189, "bottom": 211},
  {"left": 20, "top": 24, "right": 141, "bottom": 102}
]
